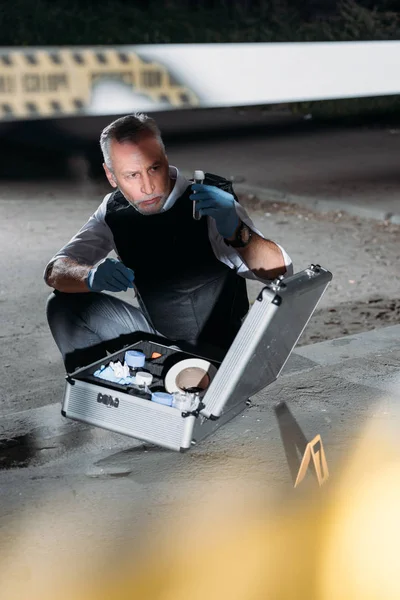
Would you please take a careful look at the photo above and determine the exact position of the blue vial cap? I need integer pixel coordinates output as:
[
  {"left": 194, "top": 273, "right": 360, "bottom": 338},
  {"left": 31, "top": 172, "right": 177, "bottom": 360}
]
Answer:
[{"left": 125, "top": 350, "right": 146, "bottom": 368}]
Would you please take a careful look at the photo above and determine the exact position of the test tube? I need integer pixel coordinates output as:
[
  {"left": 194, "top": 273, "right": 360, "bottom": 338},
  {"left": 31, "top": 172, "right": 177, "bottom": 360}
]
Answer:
[{"left": 193, "top": 169, "right": 205, "bottom": 220}]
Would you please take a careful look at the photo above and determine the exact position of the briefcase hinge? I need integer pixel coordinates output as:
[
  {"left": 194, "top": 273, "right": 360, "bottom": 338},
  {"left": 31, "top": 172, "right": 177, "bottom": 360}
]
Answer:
[{"left": 182, "top": 401, "right": 206, "bottom": 418}]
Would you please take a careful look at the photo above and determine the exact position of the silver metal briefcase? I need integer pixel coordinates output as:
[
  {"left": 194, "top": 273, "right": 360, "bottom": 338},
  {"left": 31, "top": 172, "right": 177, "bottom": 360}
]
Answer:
[{"left": 62, "top": 264, "right": 332, "bottom": 451}]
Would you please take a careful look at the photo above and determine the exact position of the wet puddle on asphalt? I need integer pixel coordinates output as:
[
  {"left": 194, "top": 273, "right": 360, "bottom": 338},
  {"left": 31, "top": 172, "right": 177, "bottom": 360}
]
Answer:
[
  {"left": 0, "top": 434, "right": 41, "bottom": 469},
  {"left": 0, "top": 426, "right": 92, "bottom": 470}
]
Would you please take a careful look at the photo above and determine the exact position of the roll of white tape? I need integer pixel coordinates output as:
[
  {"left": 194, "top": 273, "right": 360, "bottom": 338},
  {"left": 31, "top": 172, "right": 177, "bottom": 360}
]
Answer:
[
  {"left": 164, "top": 358, "right": 217, "bottom": 394},
  {"left": 135, "top": 372, "right": 153, "bottom": 386}
]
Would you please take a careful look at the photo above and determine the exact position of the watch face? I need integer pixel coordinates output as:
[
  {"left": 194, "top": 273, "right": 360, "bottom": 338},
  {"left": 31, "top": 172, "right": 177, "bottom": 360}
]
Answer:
[{"left": 241, "top": 223, "right": 251, "bottom": 244}]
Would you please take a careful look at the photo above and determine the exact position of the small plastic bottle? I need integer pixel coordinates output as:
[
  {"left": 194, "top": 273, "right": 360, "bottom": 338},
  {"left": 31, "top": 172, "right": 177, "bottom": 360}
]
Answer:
[
  {"left": 172, "top": 391, "right": 200, "bottom": 412},
  {"left": 135, "top": 371, "right": 153, "bottom": 393}
]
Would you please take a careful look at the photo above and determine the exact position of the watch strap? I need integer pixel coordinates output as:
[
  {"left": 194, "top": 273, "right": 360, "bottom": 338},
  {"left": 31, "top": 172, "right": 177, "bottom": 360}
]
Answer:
[{"left": 224, "top": 221, "right": 252, "bottom": 248}]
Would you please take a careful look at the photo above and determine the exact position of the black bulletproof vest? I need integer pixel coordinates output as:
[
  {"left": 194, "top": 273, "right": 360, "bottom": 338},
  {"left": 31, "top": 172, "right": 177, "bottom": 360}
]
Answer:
[{"left": 105, "top": 173, "right": 249, "bottom": 354}]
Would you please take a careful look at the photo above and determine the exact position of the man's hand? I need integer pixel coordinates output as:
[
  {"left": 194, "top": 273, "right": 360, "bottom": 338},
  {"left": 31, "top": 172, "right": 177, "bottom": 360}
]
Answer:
[
  {"left": 87, "top": 258, "right": 135, "bottom": 292},
  {"left": 190, "top": 184, "right": 239, "bottom": 239}
]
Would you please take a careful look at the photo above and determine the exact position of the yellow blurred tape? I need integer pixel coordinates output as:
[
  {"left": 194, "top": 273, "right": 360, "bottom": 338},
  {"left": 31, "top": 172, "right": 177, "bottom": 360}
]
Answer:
[{"left": 0, "top": 48, "right": 199, "bottom": 120}]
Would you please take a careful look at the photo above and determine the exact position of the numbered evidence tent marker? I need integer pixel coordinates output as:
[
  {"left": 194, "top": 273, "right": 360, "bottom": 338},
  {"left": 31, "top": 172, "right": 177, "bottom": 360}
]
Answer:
[{"left": 294, "top": 434, "right": 329, "bottom": 488}]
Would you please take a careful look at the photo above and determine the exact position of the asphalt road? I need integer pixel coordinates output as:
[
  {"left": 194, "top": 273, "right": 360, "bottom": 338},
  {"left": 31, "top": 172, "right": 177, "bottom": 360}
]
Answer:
[{"left": 0, "top": 116, "right": 399, "bottom": 595}]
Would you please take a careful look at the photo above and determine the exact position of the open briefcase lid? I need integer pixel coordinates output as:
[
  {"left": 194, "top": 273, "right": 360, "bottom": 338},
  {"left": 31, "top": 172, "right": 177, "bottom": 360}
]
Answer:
[{"left": 200, "top": 264, "right": 333, "bottom": 419}]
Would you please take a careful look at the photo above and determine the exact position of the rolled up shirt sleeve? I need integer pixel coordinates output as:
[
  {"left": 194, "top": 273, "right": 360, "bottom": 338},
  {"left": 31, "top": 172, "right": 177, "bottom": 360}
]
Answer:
[
  {"left": 207, "top": 201, "right": 293, "bottom": 284},
  {"left": 43, "top": 194, "right": 115, "bottom": 281}
]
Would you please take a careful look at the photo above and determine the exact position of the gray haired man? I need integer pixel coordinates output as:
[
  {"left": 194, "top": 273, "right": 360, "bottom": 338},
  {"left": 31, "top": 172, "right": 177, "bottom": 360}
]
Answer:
[{"left": 45, "top": 113, "right": 292, "bottom": 371}]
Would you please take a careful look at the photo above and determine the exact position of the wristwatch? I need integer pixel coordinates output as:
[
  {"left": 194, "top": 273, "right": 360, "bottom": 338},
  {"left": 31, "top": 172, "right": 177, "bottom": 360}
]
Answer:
[{"left": 224, "top": 221, "right": 252, "bottom": 248}]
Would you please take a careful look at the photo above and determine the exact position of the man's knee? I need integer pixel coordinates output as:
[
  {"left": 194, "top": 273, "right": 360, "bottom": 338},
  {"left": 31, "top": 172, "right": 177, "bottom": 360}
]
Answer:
[
  {"left": 46, "top": 290, "right": 63, "bottom": 327},
  {"left": 46, "top": 290, "right": 86, "bottom": 327},
  {"left": 46, "top": 289, "right": 153, "bottom": 337},
  {"left": 46, "top": 289, "right": 103, "bottom": 318}
]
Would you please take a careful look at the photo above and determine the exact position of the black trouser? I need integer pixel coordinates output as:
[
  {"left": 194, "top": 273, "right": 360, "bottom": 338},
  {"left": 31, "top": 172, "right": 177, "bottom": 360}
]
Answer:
[{"left": 46, "top": 291, "right": 155, "bottom": 372}]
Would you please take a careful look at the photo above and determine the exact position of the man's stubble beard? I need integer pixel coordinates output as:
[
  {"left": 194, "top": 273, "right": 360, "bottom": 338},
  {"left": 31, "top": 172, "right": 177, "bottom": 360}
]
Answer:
[
  {"left": 124, "top": 177, "right": 173, "bottom": 216},
  {"left": 130, "top": 193, "right": 169, "bottom": 216}
]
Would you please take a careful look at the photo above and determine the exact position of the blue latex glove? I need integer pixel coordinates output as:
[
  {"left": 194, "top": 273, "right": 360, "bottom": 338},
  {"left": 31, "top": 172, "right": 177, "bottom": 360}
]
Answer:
[
  {"left": 93, "top": 365, "right": 136, "bottom": 385},
  {"left": 190, "top": 184, "right": 239, "bottom": 238},
  {"left": 87, "top": 258, "right": 135, "bottom": 292}
]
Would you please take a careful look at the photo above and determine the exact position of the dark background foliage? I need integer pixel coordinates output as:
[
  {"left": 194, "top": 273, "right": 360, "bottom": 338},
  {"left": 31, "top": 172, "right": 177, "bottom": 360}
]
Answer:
[{"left": 1, "top": 0, "right": 399, "bottom": 46}]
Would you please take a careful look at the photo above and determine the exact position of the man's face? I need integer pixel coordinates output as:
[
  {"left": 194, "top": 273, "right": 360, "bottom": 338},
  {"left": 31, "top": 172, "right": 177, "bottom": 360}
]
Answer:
[{"left": 103, "top": 134, "right": 172, "bottom": 215}]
